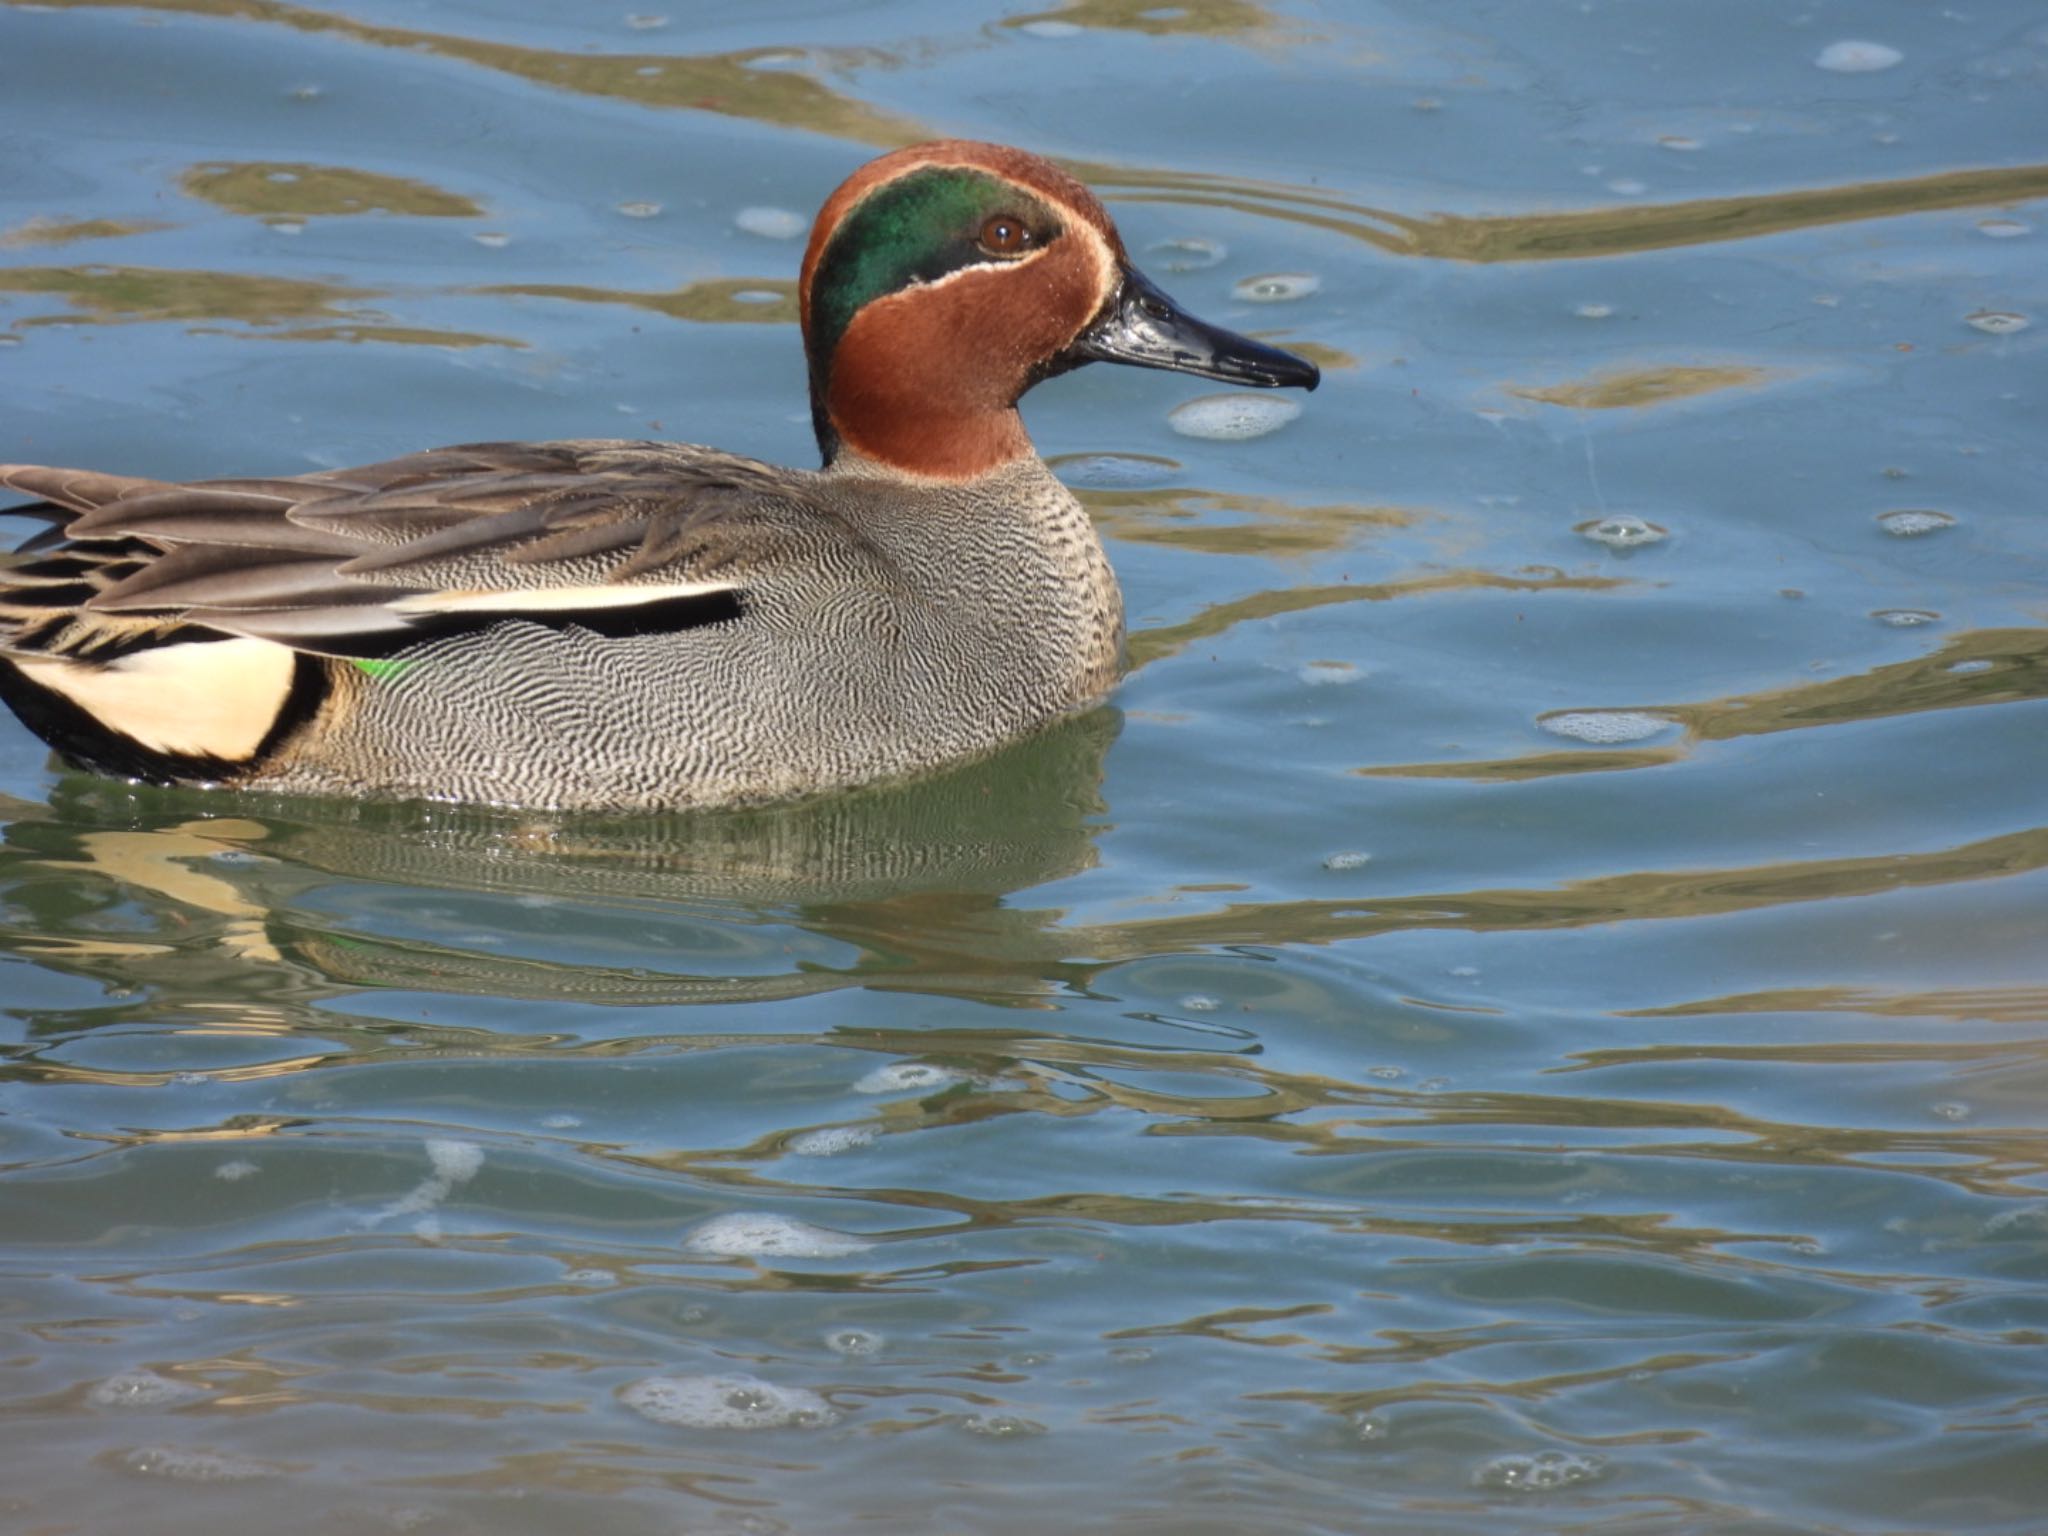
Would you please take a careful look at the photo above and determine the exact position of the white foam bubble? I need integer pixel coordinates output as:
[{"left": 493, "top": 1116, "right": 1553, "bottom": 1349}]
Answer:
[
  {"left": 1872, "top": 608, "right": 1940, "bottom": 628},
  {"left": 1982, "top": 1203, "right": 2048, "bottom": 1236},
  {"left": 428, "top": 1138, "right": 483, "bottom": 1182},
  {"left": 1232, "top": 272, "right": 1320, "bottom": 303},
  {"left": 1539, "top": 710, "right": 1674, "bottom": 745},
  {"left": 1876, "top": 508, "right": 1955, "bottom": 537},
  {"left": 1965, "top": 309, "right": 2030, "bottom": 335},
  {"left": 960, "top": 1412, "right": 1046, "bottom": 1438},
  {"left": 616, "top": 200, "right": 662, "bottom": 219},
  {"left": 1297, "top": 660, "right": 1358, "bottom": 687},
  {"left": 1575, "top": 514, "right": 1667, "bottom": 549},
  {"left": 1473, "top": 1450, "right": 1608, "bottom": 1492},
  {"left": 788, "top": 1126, "right": 878, "bottom": 1157},
  {"left": 1017, "top": 18, "right": 1082, "bottom": 37},
  {"left": 471, "top": 231, "right": 510, "bottom": 248},
  {"left": 1574, "top": 302, "right": 1613, "bottom": 319},
  {"left": 735, "top": 205, "right": 806, "bottom": 240},
  {"left": 540, "top": 1113, "right": 583, "bottom": 1130},
  {"left": 123, "top": 1446, "right": 279, "bottom": 1482},
  {"left": 621, "top": 1374, "right": 837, "bottom": 1429},
  {"left": 682, "top": 1212, "right": 872, "bottom": 1258},
  {"left": 1053, "top": 452, "right": 1179, "bottom": 488},
  {"left": 853, "top": 1062, "right": 963, "bottom": 1095},
  {"left": 1977, "top": 219, "right": 2031, "bottom": 239},
  {"left": 1149, "top": 236, "right": 1226, "bottom": 272},
  {"left": 1178, "top": 994, "right": 1222, "bottom": 1012},
  {"left": 89, "top": 1370, "right": 205, "bottom": 1408},
  {"left": 624, "top": 13, "right": 669, "bottom": 29},
  {"left": 212, "top": 1159, "right": 259, "bottom": 1182},
  {"left": 824, "top": 1327, "right": 883, "bottom": 1357},
  {"left": 370, "top": 1138, "right": 483, "bottom": 1224},
  {"left": 1167, "top": 393, "right": 1302, "bottom": 441},
  {"left": 1816, "top": 40, "right": 1903, "bottom": 72},
  {"left": 1322, "top": 851, "right": 1372, "bottom": 871}
]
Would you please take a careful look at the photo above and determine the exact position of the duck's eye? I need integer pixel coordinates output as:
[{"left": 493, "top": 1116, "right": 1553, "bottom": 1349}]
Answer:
[{"left": 978, "top": 215, "right": 1034, "bottom": 257}]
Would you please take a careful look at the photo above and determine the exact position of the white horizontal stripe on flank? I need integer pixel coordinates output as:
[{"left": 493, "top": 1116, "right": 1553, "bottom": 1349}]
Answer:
[
  {"left": 390, "top": 581, "right": 739, "bottom": 616},
  {"left": 17, "top": 637, "right": 295, "bottom": 761}
]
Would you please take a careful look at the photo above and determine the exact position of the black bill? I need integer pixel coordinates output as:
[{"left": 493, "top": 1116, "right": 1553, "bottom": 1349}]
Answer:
[{"left": 1067, "top": 265, "right": 1320, "bottom": 391}]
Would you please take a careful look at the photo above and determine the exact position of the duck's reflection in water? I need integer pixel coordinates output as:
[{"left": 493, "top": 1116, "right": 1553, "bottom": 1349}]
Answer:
[{"left": 0, "top": 705, "right": 1122, "bottom": 1021}]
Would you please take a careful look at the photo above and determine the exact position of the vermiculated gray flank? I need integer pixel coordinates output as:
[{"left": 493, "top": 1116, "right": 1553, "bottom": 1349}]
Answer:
[{"left": 255, "top": 444, "right": 1125, "bottom": 809}]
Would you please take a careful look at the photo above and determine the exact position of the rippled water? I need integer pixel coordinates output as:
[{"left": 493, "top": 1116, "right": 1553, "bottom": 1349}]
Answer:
[{"left": 3, "top": 2, "right": 2046, "bottom": 1532}]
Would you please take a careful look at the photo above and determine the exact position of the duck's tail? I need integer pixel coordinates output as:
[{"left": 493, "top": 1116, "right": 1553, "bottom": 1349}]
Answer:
[{"left": 1, "top": 466, "right": 317, "bottom": 784}]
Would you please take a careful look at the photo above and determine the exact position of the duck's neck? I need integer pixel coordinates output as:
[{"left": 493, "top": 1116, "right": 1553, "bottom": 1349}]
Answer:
[
  {"left": 808, "top": 282, "right": 1044, "bottom": 480},
  {"left": 811, "top": 351, "right": 1038, "bottom": 480},
  {"left": 815, "top": 398, "right": 1033, "bottom": 481}
]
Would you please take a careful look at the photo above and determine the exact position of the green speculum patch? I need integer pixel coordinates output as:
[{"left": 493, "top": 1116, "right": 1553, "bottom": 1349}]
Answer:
[{"left": 808, "top": 168, "right": 1057, "bottom": 366}]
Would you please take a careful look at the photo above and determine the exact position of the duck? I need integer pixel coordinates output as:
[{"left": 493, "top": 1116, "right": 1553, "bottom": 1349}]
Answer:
[{"left": 0, "top": 140, "right": 1318, "bottom": 811}]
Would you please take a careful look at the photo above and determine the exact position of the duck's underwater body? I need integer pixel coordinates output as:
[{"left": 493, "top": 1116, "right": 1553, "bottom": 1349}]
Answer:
[{"left": 0, "top": 141, "right": 1317, "bottom": 810}]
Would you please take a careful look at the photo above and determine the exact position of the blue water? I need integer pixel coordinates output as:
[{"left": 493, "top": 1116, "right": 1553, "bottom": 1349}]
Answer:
[{"left": 3, "top": 2, "right": 2045, "bottom": 1531}]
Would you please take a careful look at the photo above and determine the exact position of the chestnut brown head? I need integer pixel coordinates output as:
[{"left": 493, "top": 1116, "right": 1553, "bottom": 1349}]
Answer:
[{"left": 799, "top": 140, "right": 1317, "bottom": 480}]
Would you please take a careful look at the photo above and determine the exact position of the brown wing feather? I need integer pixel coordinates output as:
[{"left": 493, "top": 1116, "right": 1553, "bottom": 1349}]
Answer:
[
  {"left": 0, "top": 465, "right": 173, "bottom": 513},
  {"left": 2, "top": 440, "right": 842, "bottom": 659}
]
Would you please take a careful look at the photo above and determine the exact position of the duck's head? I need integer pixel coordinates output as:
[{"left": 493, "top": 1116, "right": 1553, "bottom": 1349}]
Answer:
[{"left": 798, "top": 140, "right": 1319, "bottom": 480}]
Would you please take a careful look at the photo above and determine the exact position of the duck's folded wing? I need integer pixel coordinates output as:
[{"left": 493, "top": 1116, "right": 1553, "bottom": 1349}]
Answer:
[{"left": 1, "top": 440, "right": 850, "bottom": 658}]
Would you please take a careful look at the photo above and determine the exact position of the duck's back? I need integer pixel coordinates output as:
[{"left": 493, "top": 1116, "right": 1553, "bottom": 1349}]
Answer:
[{"left": 0, "top": 443, "right": 1122, "bottom": 809}]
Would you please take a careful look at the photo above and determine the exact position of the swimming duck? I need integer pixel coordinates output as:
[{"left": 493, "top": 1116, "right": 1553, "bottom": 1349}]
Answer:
[{"left": 0, "top": 140, "right": 1317, "bottom": 810}]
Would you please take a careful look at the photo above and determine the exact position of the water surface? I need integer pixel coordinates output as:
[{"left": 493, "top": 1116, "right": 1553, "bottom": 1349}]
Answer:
[{"left": 3, "top": 1, "right": 2045, "bottom": 1531}]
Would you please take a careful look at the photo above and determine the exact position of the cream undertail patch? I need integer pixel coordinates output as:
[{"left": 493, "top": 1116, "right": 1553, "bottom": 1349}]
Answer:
[{"left": 14, "top": 636, "right": 295, "bottom": 761}]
